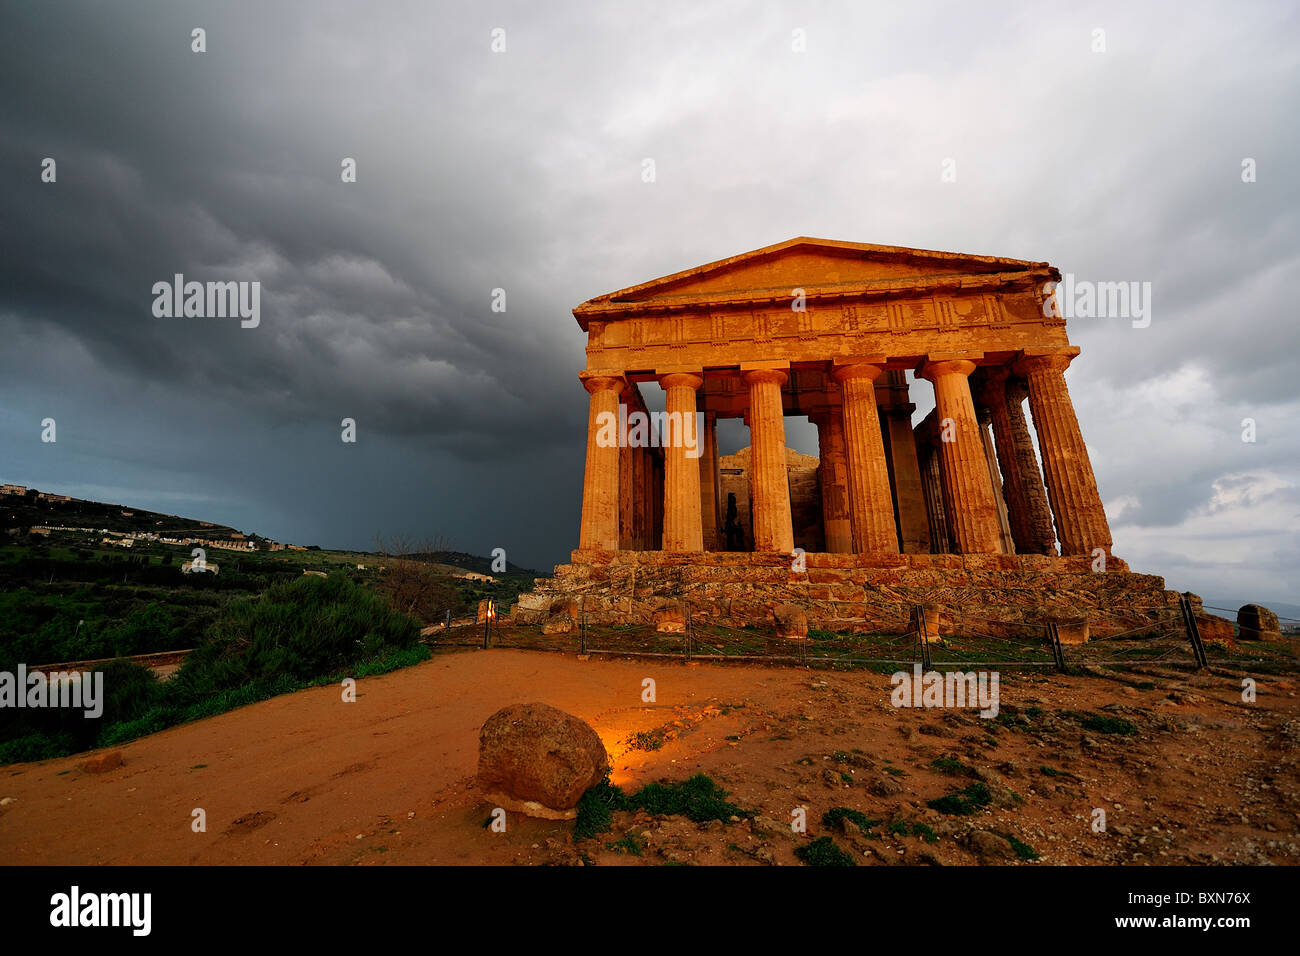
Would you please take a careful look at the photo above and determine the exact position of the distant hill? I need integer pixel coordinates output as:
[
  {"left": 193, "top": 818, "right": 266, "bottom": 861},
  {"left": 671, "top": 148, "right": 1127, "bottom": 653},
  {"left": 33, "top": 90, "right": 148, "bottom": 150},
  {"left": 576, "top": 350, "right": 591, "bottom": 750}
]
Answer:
[
  {"left": 0, "top": 487, "right": 244, "bottom": 538},
  {"left": 1, "top": 483, "right": 537, "bottom": 576}
]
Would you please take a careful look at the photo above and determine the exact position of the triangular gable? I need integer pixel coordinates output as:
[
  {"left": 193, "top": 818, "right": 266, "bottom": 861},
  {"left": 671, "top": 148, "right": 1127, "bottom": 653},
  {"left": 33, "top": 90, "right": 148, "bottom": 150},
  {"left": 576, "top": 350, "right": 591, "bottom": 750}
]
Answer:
[{"left": 576, "top": 238, "right": 1048, "bottom": 315}]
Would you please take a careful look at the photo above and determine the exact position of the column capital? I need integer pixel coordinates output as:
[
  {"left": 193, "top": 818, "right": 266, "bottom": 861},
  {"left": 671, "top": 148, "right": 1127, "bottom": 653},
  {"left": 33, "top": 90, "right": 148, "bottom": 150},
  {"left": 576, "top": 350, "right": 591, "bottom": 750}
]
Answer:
[
  {"left": 831, "top": 359, "right": 887, "bottom": 384},
  {"left": 579, "top": 370, "right": 627, "bottom": 395},
  {"left": 658, "top": 371, "right": 704, "bottom": 390},
  {"left": 741, "top": 367, "right": 788, "bottom": 387},
  {"left": 1013, "top": 346, "right": 1080, "bottom": 376},
  {"left": 916, "top": 356, "right": 979, "bottom": 382}
]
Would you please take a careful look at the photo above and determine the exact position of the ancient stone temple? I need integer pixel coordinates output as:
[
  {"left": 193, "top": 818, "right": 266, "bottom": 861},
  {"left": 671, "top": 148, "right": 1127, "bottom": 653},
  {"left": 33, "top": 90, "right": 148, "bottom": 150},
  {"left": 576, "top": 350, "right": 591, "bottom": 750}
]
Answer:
[{"left": 515, "top": 238, "right": 1184, "bottom": 635}]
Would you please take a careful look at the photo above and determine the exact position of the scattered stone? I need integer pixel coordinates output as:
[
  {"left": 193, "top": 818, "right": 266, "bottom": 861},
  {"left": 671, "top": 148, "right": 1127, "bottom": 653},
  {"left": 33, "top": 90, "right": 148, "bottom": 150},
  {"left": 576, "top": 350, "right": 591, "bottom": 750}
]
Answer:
[
  {"left": 868, "top": 775, "right": 904, "bottom": 797},
  {"left": 652, "top": 599, "right": 686, "bottom": 634},
  {"left": 967, "top": 830, "right": 1018, "bottom": 862},
  {"left": 773, "top": 604, "right": 809, "bottom": 640},
  {"left": 81, "top": 751, "right": 124, "bottom": 774}
]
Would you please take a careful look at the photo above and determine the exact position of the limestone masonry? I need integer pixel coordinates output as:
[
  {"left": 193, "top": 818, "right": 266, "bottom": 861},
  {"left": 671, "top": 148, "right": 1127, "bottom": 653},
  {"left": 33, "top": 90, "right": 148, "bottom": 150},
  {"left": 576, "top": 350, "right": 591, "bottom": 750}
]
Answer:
[{"left": 515, "top": 238, "right": 1190, "bottom": 636}]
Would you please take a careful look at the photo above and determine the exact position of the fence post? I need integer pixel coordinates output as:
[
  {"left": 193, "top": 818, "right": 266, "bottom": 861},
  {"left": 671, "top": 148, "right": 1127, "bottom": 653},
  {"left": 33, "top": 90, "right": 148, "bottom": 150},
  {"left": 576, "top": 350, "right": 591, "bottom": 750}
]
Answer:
[
  {"left": 1179, "top": 593, "right": 1207, "bottom": 669},
  {"left": 685, "top": 600, "right": 692, "bottom": 662},
  {"left": 1047, "top": 622, "right": 1066, "bottom": 672},
  {"left": 579, "top": 597, "right": 586, "bottom": 655},
  {"left": 914, "top": 605, "right": 932, "bottom": 670}
]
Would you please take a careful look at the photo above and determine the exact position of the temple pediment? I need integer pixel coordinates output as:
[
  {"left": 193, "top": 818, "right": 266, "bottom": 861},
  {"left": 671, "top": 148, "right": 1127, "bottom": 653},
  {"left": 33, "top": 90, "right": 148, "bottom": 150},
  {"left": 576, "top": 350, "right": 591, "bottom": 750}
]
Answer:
[{"left": 575, "top": 238, "right": 1052, "bottom": 325}]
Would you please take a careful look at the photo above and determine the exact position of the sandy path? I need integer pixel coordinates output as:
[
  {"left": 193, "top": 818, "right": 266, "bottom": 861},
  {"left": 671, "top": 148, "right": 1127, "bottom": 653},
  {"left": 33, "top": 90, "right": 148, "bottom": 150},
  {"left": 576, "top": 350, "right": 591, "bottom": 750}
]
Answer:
[
  {"left": 1, "top": 648, "right": 1296, "bottom": 866},
  {"left": 0, "top": 649, "right": 786, "bottom": 864}
]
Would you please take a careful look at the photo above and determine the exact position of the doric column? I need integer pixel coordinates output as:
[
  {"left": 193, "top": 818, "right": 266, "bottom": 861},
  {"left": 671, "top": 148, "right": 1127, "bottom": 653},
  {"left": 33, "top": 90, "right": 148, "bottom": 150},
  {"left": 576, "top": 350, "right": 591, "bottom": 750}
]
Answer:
[
  {"left": 1014, "top": 349, "right": 1113, "bottom": 558},
  {"left": 918, "top": 440, "right": 951, "bottom": 554},
  {"left": 619, "top": 436, "right": 635, "bottom": 549},
  {"left": 832, "top": 360, "right": 898, "bottom": 554},
  {"left": 699, "top": 411, "right": 721, "bottom": 550},
  {"left": 917, "top": 356, "right": 1001, "bottom": 554},
  {"left": 578, "top": 372, "right": 625, "bottom": 551},
  {"left": 651, "top": 451, "right": 664, "bottom": 549},
  {"left": 811, "top": 409, "right": 852, "bottom": 553},
  {"left": 978, "top": 370, "right": 1055, "bottom": 555},
  {"left": 882, "top": 405, "right": 929, "bottom": 554},
  {"left": 657, "top": 371, "right": 705, "bottom": 551},
  {"left": 742, "top": 367, "right": 794, "bottom": 553},
  {"left": 976, "top": 407, "right": 1015, "bottom": 554}
]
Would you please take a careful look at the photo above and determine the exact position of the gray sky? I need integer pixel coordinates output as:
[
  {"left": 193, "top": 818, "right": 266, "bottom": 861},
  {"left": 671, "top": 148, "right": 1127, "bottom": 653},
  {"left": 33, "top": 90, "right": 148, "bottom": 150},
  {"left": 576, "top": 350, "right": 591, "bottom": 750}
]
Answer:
[{"left": 1, "top": 1, "right": 1296, "bottom": 608}]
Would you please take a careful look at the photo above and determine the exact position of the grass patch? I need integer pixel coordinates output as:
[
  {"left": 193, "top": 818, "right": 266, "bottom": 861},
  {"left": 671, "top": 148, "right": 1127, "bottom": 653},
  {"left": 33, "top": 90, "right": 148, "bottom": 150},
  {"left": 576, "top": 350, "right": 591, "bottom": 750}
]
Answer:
[
  {"left": 912, "top": 822, "right": 939, "bottom": 844},
  {"left": 1002, "top": 833, "right": 1039, "bottom": 860},
  {"left": 606, "top": 832, "right": 644, "bottom": 856},
  {"left": 1078, "top": 713, "right": 1139, "bottom": 736},
  {"left": 822, "top": 807, "right": 879, "bottom": 832},
  {"left": 927, "top": 782, "right": 993, "bottom": 816},
  {"left": 930, "top": 756, "right": 978, "bottom": 778},
  {"left": 794, "top": 836, "right": 856, "bottom": 867},
  {"left": 574, "top": 773, "right": 749, "bottom": 841},
  {"left": 625, "top": 728, "right": 669, "bottom": 752}
]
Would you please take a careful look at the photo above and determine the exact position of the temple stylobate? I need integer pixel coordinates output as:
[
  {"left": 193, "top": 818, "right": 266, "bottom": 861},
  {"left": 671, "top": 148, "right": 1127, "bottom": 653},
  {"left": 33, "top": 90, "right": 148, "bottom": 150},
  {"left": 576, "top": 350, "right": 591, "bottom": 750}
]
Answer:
[{"left": 572, "top": 237, "right": 1114, "bottom": 564}]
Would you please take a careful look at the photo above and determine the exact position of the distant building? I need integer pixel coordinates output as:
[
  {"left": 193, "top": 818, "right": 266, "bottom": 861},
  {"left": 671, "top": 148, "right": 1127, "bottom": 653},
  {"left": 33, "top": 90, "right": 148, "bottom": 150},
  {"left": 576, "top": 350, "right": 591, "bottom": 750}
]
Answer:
[
  {"left": 457, "top": 572, "right": 497, "bottom": 583},
  {"left": 0, "top": 484, "right": 26, "bottom": 496}
]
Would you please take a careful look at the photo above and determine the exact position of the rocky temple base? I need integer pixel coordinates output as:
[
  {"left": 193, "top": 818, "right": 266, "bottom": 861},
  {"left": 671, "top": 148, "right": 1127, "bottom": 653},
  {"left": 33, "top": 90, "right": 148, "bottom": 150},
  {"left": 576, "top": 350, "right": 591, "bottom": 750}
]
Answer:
[{"left": 512, "top": 550, "right": 1210, "bottom": 640}]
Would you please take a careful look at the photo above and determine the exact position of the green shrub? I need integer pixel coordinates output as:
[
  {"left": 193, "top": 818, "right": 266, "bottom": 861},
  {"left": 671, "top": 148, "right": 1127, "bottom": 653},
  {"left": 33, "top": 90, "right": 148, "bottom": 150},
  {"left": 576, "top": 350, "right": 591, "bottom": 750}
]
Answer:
[
  {"left": 927, "top": 782, "right": 993, "bottom": 816},
  {"left": 1079, "top": 713, "right": 1138, "bottom": 736},
  {"left": 626, "top": 774, "right": 748, "bottom": 823},
  {"left": 822, "top": 807, "right": 879, "bottom": 832},
  {"left": 795, "top": 836, "right": 856, "bottom": 866}
]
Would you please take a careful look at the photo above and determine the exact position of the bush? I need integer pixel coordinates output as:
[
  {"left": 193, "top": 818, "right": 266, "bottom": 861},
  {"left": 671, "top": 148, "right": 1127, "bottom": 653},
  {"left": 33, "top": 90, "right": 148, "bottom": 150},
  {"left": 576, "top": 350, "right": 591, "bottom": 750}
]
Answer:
[
  {"left": 927, "top": 782, "right": 993, "bottom": 816},
  {"left": 795, "top": 836, "right": 856, "bottom": 866}
]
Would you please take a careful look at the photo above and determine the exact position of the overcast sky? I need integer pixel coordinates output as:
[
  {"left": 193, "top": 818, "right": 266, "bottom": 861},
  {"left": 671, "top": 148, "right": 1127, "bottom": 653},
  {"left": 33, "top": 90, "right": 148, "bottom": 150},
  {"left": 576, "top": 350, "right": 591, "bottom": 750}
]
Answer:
[{"left": 1, "top": 1, "right": 1296, "bottom": 609}]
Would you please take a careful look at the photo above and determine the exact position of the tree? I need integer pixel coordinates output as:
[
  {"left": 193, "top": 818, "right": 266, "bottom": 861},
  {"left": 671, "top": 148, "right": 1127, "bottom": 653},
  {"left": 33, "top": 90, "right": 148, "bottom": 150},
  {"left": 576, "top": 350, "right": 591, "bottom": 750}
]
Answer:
[{"left": 373, "top": 533, "right": 459, "bottom": 622}]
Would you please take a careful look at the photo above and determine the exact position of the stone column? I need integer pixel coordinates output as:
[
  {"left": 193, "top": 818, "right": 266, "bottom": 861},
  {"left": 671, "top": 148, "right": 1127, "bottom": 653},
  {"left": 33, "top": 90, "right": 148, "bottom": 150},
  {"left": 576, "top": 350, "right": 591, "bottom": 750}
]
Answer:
[
  {"left": 651, "top": 451, "right": 664, "bottom": 549},
  {"left": 578, "top": 372, "right": 625, "bottom": 551},
  {"left": 699, "top": 411, "right": 721, "bottom": 550},
  {"left": 742, "top": 368, "right": 795, "bottom": 553},
  {"left": 882, "top": 406, "right": 929, "bottom": 554},
  {"left": 811, "top": 409, "right": 853, "bottom": 553},
  {"left": 832, "top": 361, "right": 898, "bottom": 554},
  {"left": 918, "top": 441, "right": 951, "bottom": 554},
  {"left": 658, "top": 372, "right": 705, "bottom": 551},
  {"left": 1007, "top": 377, "right": 1057, "bottom": 554},
  {"left": 1015, "top": 350, "right": 1113, "bottom": 558},
  {"left": 978, "top": 370, "right": 1055, "bottom": 555},
  {"left": 917, "top": 357, "right": 1001, "bottom": 554},
  {"left": 976, "top": 407, "right": 1015, "bottom": 554},
  {"left": 619, "top": 436, "right": 635, "bottom": 550}
]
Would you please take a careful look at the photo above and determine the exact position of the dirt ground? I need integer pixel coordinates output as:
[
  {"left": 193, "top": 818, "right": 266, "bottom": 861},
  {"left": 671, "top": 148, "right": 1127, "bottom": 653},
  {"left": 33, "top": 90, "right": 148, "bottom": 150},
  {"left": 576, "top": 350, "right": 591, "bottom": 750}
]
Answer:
[{"left": 1, "top": 647, "right": 1297, "bottom": 866}]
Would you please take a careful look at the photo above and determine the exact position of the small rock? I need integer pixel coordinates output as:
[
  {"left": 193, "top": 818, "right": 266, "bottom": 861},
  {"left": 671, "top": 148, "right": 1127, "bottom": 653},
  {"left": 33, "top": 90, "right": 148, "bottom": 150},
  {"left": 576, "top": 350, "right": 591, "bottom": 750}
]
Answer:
[{"left": 81, "top": 751, "right": 124, "bottom": 774}]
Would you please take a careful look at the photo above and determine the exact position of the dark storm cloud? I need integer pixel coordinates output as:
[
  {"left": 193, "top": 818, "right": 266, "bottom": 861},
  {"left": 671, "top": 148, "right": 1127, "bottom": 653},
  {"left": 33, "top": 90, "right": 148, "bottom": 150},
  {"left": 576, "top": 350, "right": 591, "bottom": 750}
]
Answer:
[{"left": 0, "top": 1, "right": 1297, "bottom": 595}]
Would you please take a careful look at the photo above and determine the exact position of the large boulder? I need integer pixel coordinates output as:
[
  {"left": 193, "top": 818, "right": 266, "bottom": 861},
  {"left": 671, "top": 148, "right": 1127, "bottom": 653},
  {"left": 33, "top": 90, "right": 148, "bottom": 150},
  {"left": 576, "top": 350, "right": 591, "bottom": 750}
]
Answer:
[
  {"left": 1238, "top": 604, "right": 1281, "bottom": 642},
  {"left": 476, "top": 703, "right": 609, "bottom": 820}
]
